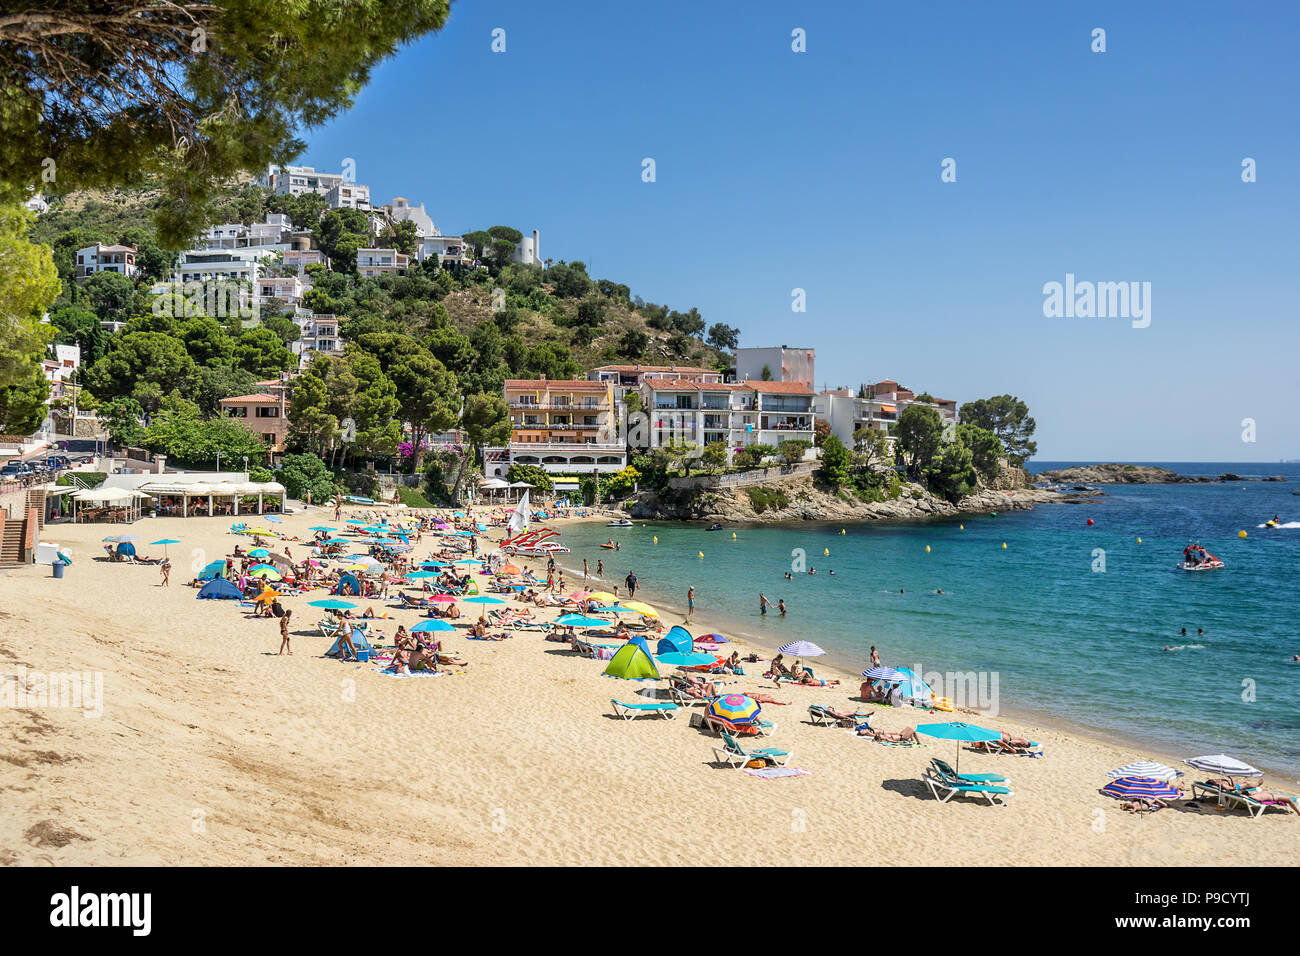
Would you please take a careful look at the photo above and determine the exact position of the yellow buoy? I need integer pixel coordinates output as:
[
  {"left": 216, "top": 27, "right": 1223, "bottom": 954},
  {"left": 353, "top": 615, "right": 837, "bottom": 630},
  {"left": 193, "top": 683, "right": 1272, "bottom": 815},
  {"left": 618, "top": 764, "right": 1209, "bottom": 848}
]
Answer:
[
  {"left": 840, "top": 529, "right": 846, "bottom": 535},
  {"left": 823, "top": 548, "right": 829, "bottom": 556},
  {"left": 959, "top": 524, "right": 964, "bottom": 530},
  {"left": 653, "top": 536, "right": 658, "bottom": 544},
  {"left": 925, "top": 545, "right": 931, "bottom": 553},
  {"left": 1137, "top": 537, "right": 1142, "bottom": 543},
  {"left": 698, "top": 551, "right": 704, "bottom": 558},
  {"left": 1238, "top": 530, "right": 1247, "bottom": 539},
  {"left": 731, "top": 532, "right": 737, "bottom": 539},
  {"left": 1001, "top": 542, "right": 1007, "bottom": 549}
]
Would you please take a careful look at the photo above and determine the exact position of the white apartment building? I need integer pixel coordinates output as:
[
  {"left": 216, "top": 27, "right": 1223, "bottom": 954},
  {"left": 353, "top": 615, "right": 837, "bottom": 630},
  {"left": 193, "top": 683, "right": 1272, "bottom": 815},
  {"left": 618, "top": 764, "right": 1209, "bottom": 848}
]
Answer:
[
  {"left": 356, "top": 248, "right": 409, "bottom": 278},
  {"left": 735, "top": 345, "right": 816, "bottom": 386},
  {"left": 815, "top": 379, "right": 959, "bottom": 450},
  {"left": 25, "top": 193, "right": 48, "bottom": 215},
  {"left": 326, "top": 181, "right": 371, "bottom": 210},
  {"left": 282, "top": 249, "right": 327, "bottom": 279},
  {"left": 638, "top": 379, "right": 815, "bottom": 462},
  {"left": 264, "top": 164, "right": 346, "bottom": 197},
  {"left": 385, "top": 197, "right": 435, "bottom": 237},
  {"left": 292, "top": 313, "right": 345, "bottom": 367},
  {"left": 483, "top": 377, "right": 627, "bottom": 485},
  {"left": 417, "top": 233, "right": 470, "bottom": 266},
  {"left": 512, "top": 228, "right": 542, "bottom": 267},
  {"left": 176, "top": 248, "right": 268, "bottom": 285},
  {"left": 198, "top": 213, "right": 294, "bottom": 251},
  {"left": 256, "top": 275, "right": 305, "bottom": 307},
  {"left": 75, "top": 243, "right": 137, "bottom": 281}
]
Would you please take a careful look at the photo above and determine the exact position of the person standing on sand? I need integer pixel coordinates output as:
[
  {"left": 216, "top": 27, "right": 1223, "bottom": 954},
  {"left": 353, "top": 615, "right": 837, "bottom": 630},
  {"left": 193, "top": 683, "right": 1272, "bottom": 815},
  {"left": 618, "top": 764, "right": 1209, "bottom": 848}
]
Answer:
[
  {"left": 278, "top": 610, "right": 293, "bottom": 655},
  {"left": 686, "top": 586, "right": 695, "bottom": 620},
  {"left": 583, "top": 559, "right": 589, "bottom": 585},
  {"left": 159, "top": 557, "right": 171, "bottom": 587},
  {"left": 625, "top": 571, "right": 637, "bottom": 599}
]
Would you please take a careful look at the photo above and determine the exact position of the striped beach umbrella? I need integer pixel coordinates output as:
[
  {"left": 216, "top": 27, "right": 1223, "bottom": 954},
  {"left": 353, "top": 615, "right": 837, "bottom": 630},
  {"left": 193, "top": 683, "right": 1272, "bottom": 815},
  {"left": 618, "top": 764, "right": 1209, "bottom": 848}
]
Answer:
[
  {"left": 706, "top": 693, "right": 761, "bottom": 726},
  {"left": 411, "top": 619, "right": 453, "bottom": 633},
  {"left": 1101, "top": 777, "right": 1182, "bottom": 801},
  {"left": 779, "top": 640, "right": 825, "bottom": 657},
  {"left": 1184, "top": 754, "right": 1262, "bottom": 778},
  {"left": 861, "top": 666, "right": 907, "bottom": 682},
  {"left": 1108, "top": 761, "right": 1183, "bottom": 780}
]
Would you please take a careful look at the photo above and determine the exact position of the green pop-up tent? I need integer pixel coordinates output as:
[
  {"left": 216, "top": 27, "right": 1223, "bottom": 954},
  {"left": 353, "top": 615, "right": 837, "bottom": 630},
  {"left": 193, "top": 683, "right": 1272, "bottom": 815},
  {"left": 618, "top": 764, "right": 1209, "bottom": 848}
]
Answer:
[{"left": 603, "top": 642, "right": 660, "bottom": 681}]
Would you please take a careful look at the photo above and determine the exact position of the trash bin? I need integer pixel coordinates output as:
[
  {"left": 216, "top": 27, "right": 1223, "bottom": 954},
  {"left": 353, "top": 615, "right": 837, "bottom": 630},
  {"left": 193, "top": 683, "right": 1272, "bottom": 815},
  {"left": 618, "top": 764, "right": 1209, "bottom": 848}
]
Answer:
[{"left": 52, "top": 560, "right": 65, "bottom": 579}]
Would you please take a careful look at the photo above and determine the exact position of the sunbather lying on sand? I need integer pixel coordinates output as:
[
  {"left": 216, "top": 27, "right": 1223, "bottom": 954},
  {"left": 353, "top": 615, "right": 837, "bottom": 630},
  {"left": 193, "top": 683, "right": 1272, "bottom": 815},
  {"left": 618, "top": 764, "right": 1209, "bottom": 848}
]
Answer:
[
  {"left": 779, "top": 664, "right": 839, "bottom": 688},
  {"left": 823, "top": 706, "right": 873, "bottom": 727},
  {"left": 856, "top": 722, "right": 920, "bottom": 744},
  {"left": 1121, "top": 798, "right": 1167, "bottom": 812}
]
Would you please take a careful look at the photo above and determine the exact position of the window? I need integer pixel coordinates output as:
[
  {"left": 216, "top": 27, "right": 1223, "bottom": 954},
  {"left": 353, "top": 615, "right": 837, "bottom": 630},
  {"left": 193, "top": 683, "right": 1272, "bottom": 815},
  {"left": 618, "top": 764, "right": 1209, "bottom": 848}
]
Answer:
[{"left": 256, "top": 407, "right": 279, "bottom": 418}]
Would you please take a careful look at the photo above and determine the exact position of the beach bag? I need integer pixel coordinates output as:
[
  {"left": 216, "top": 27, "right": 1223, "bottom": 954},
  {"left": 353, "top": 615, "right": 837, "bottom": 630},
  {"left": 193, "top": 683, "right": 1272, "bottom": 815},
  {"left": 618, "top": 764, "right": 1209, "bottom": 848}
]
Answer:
[{"left": 746, "top": 758, "right": 767, "bottom": 769}]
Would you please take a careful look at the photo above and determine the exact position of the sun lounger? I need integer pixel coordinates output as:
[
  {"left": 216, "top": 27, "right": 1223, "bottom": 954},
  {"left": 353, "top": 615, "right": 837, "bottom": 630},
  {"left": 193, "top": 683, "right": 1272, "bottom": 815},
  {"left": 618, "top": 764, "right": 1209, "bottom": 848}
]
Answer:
[
  {"left": 1193, "top": 780, "right": 1295, "bottom": 818},
  {"left": 704, "top": 714, "right": 778, "bottom": 737},
  {"left": 969, "top": 732, "right": 1043, "bottom": 756},
  {"left": 712, "top": 731, "right": 792, "bottom": 771},
  {"left": 931, "top": 757, "right": 1009, "bottom": 786},
  {"left": 922, "top": 768, "right": 1014, "bottom": 805},
  {"left": 611, "top": 698, "right": 680, "bottom": 720},
  {"left": 808, "top": 704, "right": 870, "bottom": 727}
]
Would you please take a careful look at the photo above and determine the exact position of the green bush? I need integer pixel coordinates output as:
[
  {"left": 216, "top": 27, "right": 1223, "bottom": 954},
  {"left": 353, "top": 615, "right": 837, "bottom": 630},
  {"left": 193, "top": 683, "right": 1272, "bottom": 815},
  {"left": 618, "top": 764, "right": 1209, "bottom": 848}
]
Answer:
[
  {"left": 276, "top": 452, "right": 336, "bottom": 502},
  {"left": 57, "top": 471, "right": 105, "bottom": 489},
  {"left": 747, "top": 486, "right": 789, "bottom": 513},
  {"left": 396, "top": 484, "right": 435, "bottom": 508}
]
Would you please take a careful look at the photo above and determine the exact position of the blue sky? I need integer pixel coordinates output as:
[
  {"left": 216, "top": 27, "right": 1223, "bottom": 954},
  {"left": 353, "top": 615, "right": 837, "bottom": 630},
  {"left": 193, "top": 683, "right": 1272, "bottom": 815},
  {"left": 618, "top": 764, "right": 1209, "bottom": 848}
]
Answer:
[{"left": 296, "top": 1, "right": 1299, "bottom": 461}]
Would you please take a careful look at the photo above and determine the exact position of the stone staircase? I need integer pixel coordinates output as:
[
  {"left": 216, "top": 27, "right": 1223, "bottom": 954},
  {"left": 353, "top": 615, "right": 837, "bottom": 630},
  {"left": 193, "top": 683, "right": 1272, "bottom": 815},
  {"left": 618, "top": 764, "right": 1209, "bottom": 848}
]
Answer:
[{"left": 0, "top": 517, "right": 25, "bottom": 566}]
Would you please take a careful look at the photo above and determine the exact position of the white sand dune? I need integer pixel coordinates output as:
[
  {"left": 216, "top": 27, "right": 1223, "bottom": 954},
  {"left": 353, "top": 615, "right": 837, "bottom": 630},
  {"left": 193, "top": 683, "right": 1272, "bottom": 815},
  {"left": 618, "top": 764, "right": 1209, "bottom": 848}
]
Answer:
[{"left": 1, "top": 507, "right": 1295, "bottom": 866}]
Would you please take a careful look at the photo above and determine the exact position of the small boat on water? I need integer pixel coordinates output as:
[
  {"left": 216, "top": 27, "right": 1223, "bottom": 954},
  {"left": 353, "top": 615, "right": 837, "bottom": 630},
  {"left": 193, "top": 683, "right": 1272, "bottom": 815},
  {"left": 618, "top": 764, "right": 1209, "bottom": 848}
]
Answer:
[
  {"left": 1178, "top": 544, "right": 1223, "bottom": 571},
  {"left": 706, "top": 522, "right": 724, "bottom": 531},
  {"left": 607, "top": 519, "right": 633, "bottom": 527}
]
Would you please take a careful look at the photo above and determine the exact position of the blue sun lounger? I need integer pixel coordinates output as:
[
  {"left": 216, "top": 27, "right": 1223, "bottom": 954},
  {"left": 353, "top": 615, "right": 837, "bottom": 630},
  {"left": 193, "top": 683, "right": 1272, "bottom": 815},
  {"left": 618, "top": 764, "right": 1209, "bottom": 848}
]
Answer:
[
  {"left": 923, "top": 764, "right": 1014, "bottom": 805},
  {"left": 610, "top": 698, "right": 679, "bottom": 720},
  {"left": 713, "top": 731, "right": 793, "bottom": 771}
]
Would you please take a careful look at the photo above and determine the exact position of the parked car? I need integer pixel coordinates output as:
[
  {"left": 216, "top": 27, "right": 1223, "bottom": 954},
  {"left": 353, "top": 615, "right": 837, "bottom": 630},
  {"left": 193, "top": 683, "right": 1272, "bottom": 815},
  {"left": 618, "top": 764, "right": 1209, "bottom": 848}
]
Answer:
[
  {"left": 1, "top": 461, "right": 33, "bottom": 477},
  {"left": 44, "top": 455, "right": 70, "bottom": 471}
]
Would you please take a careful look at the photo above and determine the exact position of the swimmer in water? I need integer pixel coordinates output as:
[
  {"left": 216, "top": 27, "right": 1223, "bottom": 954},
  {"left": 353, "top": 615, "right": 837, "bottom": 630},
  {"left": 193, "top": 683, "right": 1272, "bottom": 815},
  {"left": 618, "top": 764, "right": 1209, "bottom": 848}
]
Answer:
[
  {"left": 899, "top": 588, "right": 905, "bottom": 594},
  {"left": 936, "top": 588, "right": 943, "bottom": 594}
]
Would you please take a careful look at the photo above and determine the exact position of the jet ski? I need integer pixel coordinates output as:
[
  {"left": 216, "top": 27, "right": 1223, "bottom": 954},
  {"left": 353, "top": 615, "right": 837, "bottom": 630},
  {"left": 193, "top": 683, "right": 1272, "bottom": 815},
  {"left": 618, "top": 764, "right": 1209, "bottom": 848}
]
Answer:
[
  {"left": 706, "top": 522, "right": 724, "bottom": 531},
  {"left": 606, "top": 519, "right": 633, "bottom": 527}
]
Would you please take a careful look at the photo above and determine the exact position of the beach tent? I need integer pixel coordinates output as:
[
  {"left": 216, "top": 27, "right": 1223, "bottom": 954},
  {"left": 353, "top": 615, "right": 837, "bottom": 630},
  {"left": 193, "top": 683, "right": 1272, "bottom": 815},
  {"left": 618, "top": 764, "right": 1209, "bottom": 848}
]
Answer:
[
  {"left": 657, "top": 626, "right": 694, "bottom": 656},
  {"left": 892, "top": 666, "right": 934, "bottom": 705},
  {"left": 603, "top": 642, "right": 660, "bottom": 680},
  {"left": 325, "top": 627, "right": 374, "bottom": 659},
  {"left": 198, "top": 560, "right": 226, "bottom": 580},
  {"left": 115, "top": 541, "right": 136, "bottom": 558},
  {"left": 334, "top": 572, "right": 362, "bottom": 596},
  {"left": 197, "top": 578, "right": 242, "bottom": 600}
]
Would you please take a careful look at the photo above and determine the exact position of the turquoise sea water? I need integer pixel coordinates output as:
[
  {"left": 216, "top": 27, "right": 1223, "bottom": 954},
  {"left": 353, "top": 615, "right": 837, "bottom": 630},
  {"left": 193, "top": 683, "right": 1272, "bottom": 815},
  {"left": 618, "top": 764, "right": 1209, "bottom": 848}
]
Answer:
[{"left": 551, "top": 462, "right": 1300, "bottom": 776}]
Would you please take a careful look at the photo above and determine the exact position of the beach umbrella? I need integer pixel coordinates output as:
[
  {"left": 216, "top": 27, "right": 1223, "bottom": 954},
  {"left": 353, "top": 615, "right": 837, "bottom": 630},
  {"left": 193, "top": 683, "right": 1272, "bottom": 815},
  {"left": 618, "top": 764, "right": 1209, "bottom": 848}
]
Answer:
[
  {"left": 588, "top": 591, "right": 618, "bottom": 603},
  {"left": 405, "top": 570, "right": 439, "bottom": 579},
  {"left": 265, "top": 515, "right": 282, "bottom": 523},
  {"left": 658, "top": 651, "right": 719, "bottom": 668},
  {"left": 428, "top": 594, "right": 458, "bottom": 602},
  {"left": 452, "top": 559, "right": 480, "bottom": 565},
  {"left": 1108, "top": 761, "right": 1183, "bottom": 780},
  {"left": 248, "top": 547, "right": 270, "bottom": 557},
  {"left": 461, "top": 596, "right": 505, "bottom": 604},
  {"left": 309, "top": 526, "right": 336, "bottom": 532},
  {"left": 249, "top": 563, "right": 277, "bottom": 571},
  {"left": 309, "top": 599, "right": 357, "bottom": 610},
  {"left": 248, "top": 567, "right": 281, "bottom": 580},
  {"left": 779, "top": 640, "right": 826, "bottom": 657},
  {"left": 114, "top": 534, "right": 140, "bottom": 543},
  {"left": 915, "top": 721, "right": 1002, "bottom": 774},
  {"left": 150, "top": 538, "right": 181, "bottom": 557},
  {"left": 323, "top": 538, "right": 351, "bottom": 545},
  {"left": 568, "top": 590, "right": 592, "bottom": 601},
  {"left": 697, "top": 632, "right": 729, "bottom": 644},
  {"left": 499, "top": 563, "right": 522, "bottom": 576},
  {"left": 620, "top": 600, "right": 658, "bottom": 617},
  {"left": 102, "top": 536, "right": 120, "bottom": 543},
  {"left": 1101, "top": 777, "right": 1182, "bottom": 802},
  {"left": 411, "top": 619, "right": 454, "bottom": 633},
  {"left": 1184, "top": 754, "right": 1262, "bottom": 779},
  {"left": 706, "top": 693, "right": 761, "bottom": 726},
  {"left": 861, "top": 666, "right": 907, "bottom": 682},
  {"left": 554, "top": 614, "right": 610, "bottom": 628}
]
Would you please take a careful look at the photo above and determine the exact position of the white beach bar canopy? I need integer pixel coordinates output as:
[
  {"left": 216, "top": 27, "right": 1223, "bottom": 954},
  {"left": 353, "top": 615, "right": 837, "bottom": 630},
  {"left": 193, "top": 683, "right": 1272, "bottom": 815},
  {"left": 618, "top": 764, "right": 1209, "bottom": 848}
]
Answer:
[
  {"left": 133, "top": 479, "right": 287, "bottom": 517},
  {"left": 68, "top": 487, "right": 153, "bottom": 522}
]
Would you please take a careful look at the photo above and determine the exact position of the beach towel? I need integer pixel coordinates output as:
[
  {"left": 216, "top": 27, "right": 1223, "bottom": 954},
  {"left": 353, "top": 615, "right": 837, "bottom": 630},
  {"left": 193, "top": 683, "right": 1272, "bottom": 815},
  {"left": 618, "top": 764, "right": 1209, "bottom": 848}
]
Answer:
[{"left": 743, "top": 767, "right": 811, "bottom": 780}]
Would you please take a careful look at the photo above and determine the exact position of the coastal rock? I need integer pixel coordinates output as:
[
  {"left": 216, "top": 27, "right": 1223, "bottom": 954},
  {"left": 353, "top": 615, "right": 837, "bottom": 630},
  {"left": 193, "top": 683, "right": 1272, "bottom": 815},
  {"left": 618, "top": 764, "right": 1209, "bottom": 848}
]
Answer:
[
  {"left": 1035, "top": 464, "right": 1196, "bottom": 484},
  {"left": 628, "top": 473, "right": 1074, "bottom": 524}
]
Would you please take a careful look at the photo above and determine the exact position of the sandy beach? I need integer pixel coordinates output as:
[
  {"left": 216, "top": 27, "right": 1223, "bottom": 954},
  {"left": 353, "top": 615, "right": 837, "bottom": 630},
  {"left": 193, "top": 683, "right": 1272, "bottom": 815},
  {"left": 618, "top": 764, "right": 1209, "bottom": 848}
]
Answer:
[{"left": 1, "top": 506, "right": 1296, "bottom": 867}]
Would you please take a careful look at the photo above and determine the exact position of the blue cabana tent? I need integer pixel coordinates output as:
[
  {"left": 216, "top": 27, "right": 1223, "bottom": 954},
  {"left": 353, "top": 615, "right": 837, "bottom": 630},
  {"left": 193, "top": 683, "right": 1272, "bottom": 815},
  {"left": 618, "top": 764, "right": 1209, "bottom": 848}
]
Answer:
[
  {"left": 326, "top": 628, "right": 374, "bottom": 658},
  {"left": 198, "top": 560, "right": 226, "bottom": 580},
  {"left": 334, "top": 572, "right": 362, "bottom": 596},
  {"left": 116, "top": 541, "right": 136, "bottom": 558},
  {"left": 197, "top": 578, "right": 242, "bottom": 600},
  {"left": 657, "top": 626, "right": 694, "bottom": 656}
]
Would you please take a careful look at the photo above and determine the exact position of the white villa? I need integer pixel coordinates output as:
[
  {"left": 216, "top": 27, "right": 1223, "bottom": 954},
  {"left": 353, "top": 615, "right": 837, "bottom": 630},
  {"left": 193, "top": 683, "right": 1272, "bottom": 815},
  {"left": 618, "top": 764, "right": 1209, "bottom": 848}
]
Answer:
[{"left": 637, "top": 379, "right": 816, "bottom": 462}]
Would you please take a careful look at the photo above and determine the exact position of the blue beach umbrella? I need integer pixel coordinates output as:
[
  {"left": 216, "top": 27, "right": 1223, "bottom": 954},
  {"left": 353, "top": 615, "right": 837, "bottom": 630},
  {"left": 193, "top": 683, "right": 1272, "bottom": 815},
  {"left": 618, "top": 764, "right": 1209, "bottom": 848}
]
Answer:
[
  {"left": 309, "top": 599, "right": 358, "bottom": 610},
  {"left": 247, "top": 547, "right": 270, "bottom": 557},
  {"left": 411, "top": 619, "right": 454, "bottom": 633},
  {"left": 554, "top": 614, "right": 611, "bottom": 628},
  {"left": 1101, "top": 777, "right": 1182, "bottom": 802},
  {"left": 461, "top": 596, "right": 505, "bottom": 604},
  {"left": 405, "top": 571, "right": 439, "bottom": 579},
  {"left": 309, "top": 526, "right": 336, "bottom": 532},
  {"left": 150, "top": 538, "right": 181, "bottom": 557},
  {"left": 916, "top": 721, "right": 1002, "bottom": 774}
]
